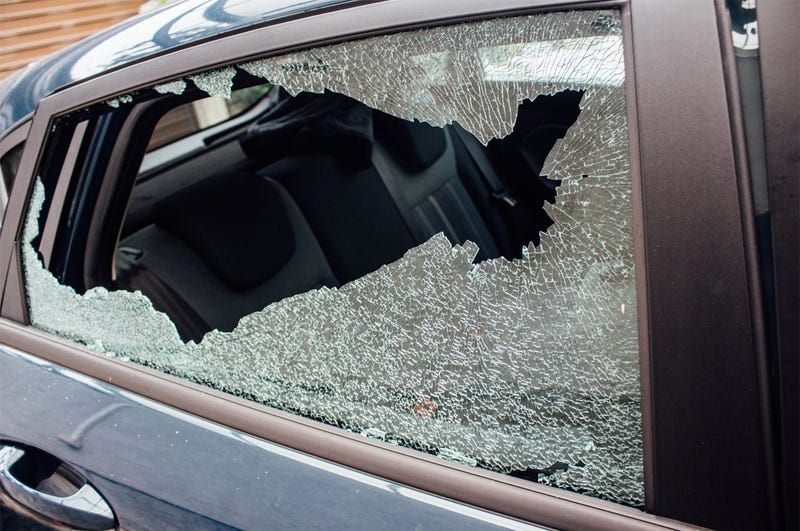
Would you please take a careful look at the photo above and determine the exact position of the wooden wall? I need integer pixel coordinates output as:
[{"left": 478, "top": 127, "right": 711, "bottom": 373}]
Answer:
[{"left": 0, "top": 0, "right": 142, "bottom": 80}]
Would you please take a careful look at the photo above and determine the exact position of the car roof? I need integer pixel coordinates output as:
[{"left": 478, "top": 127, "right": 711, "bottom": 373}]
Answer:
[{"left": 0, "top": 0, "right": 360, "bottom": 136}]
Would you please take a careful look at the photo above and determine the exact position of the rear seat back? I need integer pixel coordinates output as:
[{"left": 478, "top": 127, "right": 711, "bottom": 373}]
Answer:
[
  {"left": 246, "top": 91, "right": 506, "bottom": 272},
  {"left": 115, "top": 90, "right": 582, "bottom": 342},
  {"left": 372, "top": 112, "right": 501, "bottom": 262},
  {"left": 256, "top": 100, "right": 505, "bottom": 282},
  {"left": 260, "top": 153, "right": 416, "bottom": 285},
  {"left": 116, "top": 173, "right": 338, "bottom": 341}
]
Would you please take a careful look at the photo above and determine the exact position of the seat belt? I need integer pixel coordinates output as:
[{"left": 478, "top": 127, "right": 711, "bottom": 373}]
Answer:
[{"left": 451, "top": 125, "right": 517, "bottom": 208}]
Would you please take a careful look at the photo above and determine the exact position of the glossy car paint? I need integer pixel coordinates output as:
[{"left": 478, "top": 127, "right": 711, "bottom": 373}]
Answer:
[
  {"left": 0, "top": 345, "right": 537, "bottom": 530},
  {"left": 0, "top": 0, "right": 358, "bottom": 135}
]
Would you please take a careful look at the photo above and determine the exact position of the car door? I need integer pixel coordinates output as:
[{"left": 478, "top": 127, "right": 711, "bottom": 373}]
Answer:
[{"left": 0, "top": 0, "right": 794, "bottom": 529}]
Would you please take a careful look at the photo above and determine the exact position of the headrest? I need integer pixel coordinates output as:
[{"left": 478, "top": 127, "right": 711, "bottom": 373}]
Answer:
[
  {"left": 155, "top": 173, "right": 295, "bottom": 291},
  {"left": 241, "top": 88, "right": 374, "bottom": 169},
  {"left": 373, "top": 111, "right": 446, "bottom": 173}
]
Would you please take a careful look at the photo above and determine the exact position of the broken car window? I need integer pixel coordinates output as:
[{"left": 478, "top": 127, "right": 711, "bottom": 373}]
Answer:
[{"left": 23, "top": 10, "right": 643, "bottom": 506}]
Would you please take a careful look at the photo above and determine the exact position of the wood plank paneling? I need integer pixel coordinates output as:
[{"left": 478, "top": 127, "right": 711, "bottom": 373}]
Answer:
[{"left": 0, "top": 0, "right": 142, "bottom": 80}]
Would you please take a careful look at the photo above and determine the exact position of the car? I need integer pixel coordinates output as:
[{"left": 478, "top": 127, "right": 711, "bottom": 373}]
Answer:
[{"left": 0, "top": 0, "right": 796, "bottom": 529}]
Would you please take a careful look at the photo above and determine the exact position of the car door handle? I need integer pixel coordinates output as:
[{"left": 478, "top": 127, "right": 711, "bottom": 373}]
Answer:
[{"left": 0, "top": 445, "right": 115, "bottom": 530}]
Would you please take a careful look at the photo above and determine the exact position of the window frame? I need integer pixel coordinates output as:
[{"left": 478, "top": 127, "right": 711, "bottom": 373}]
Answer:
[
  {"left": 0, "top": 0, "right": 779, "bottom": 528},
  {"left": 755, "top": 3, "right": 800, "bottom": 528},
  {"left": 0, "top": 121, "right": 30, "bottom": 226}
]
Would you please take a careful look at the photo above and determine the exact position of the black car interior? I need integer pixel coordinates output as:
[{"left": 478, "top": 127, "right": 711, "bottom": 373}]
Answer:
[{"left": 115, "top": 86, "right": 582, "bottom": 342}]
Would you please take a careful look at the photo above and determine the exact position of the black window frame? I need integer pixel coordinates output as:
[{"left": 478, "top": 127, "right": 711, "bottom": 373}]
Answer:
[{"left": 0, "top": 122, "right": 30, "bottom": 229}]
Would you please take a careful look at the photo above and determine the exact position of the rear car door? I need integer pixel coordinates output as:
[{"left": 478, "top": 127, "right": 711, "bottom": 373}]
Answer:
[{"left": 1, "top": 0, "right": 795, "bottom": 529}]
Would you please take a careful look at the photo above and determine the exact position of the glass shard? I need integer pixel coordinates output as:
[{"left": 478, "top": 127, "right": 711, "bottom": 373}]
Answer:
[
  {"left": 240, "top": 11, "right": 623, "bottom": 144},
  {"left": 189, "top": 67, "right": 236, "bottom": 99},
  {"left": 105, "top": 94, "right": 133, "bottom": 108},
  {"left": 154, "top": 79, "right": 188, "bottom": 95}
]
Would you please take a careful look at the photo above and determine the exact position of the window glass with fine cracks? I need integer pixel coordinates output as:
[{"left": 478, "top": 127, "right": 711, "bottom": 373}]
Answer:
[{"left": 23, "top": 10, "right": 643, "bottom": 506}]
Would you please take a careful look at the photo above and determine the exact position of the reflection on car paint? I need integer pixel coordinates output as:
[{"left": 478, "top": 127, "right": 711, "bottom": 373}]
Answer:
[
  {"left": 1, "top": 346, "right": 543, "bottom": 530},
  {"left": 0, "top": 0, "right": 352, "bottom": 133}
]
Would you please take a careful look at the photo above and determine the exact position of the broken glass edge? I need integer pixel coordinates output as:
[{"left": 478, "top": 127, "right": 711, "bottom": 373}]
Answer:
[
  {"left": 235, "top": 11, "right": 625, "bottom": 145},
  {"left": 154, "top": 79, "right": 188, "bottom": 96},
  {"left": 23, "top": 183, "right": 618, "bottom": 465},
  {"left": 188, "top": 66, "right": 237, "bottom": 100},
  {"left": 105, "top": 93, "right": 134, "bottom": 108},
  {"left": 104, "top": 10, "right": 625, "bottom": 145},
  {"left": 23, "top": 9, "right": 643, "bottom": 505}
]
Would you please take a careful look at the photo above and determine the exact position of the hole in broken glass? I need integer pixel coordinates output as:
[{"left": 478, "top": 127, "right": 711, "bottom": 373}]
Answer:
[{"left": 23, "top": 10, "right": 643, "bottom": 506}]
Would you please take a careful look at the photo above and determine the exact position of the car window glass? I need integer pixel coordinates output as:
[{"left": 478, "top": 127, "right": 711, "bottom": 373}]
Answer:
[{"left": 22, "top": 10, "right": 643, "bottom": 507}]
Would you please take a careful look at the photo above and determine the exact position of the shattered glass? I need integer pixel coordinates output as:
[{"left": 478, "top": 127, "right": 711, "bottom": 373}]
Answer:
[
  {"left": 23, "top": 10, "right": 643, "bottom": 506},
  {"left": 153, "top": 79, "right": 188, "bottom": 96},
  {"left": 105, "top": 94, "right": 133, "bottom": 108},
  {"left": 189, "top": 67, "right": 236, "bottom": 99},
  {"left": 239, "top": 11, "right": 623, "bottom": 144}
]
